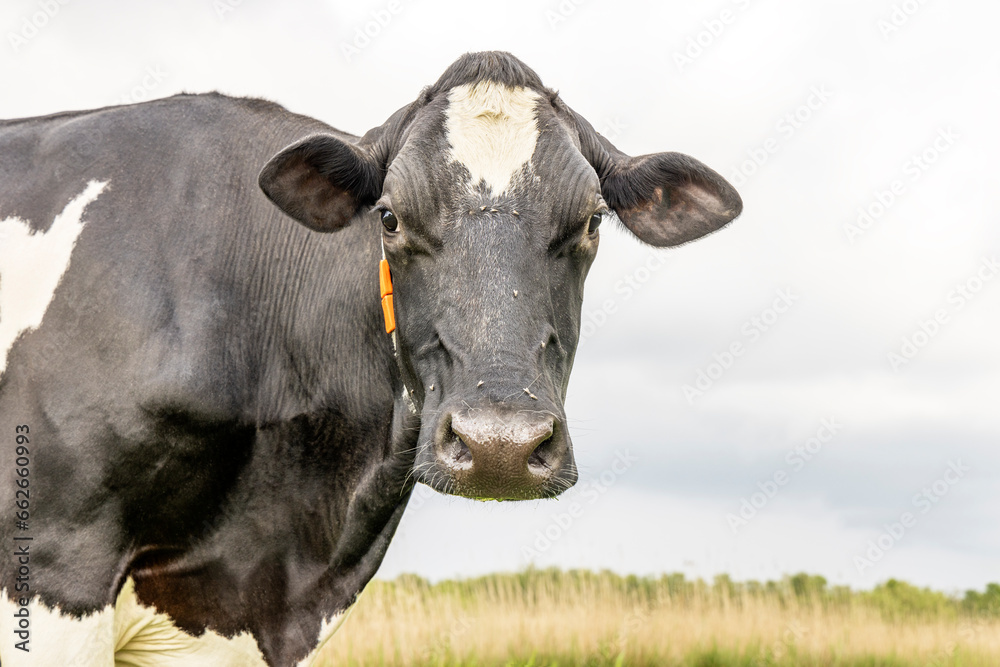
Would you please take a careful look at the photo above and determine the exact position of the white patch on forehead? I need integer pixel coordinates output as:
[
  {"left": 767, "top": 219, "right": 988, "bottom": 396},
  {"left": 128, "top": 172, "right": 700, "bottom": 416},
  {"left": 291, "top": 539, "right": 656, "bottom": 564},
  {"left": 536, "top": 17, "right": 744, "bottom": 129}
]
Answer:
[
  {"left": 445, "top": 81, "right": 541, "bottom": 196},
  {"left": 0, "top": 179, "right": 107, "bottom": 376},
  {"left": 1, "top": 579, "right": 269, "bottom": 666}
]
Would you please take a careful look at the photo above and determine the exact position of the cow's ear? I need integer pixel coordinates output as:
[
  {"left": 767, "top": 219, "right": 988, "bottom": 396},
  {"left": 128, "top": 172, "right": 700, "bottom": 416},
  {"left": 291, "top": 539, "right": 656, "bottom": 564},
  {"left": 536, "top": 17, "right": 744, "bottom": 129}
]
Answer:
[
  {"left": 258, "top": 134, "right": 382, "bottom": 232},
  {"left": 602, "top": 151, "right": 742, "bottom": 247}
]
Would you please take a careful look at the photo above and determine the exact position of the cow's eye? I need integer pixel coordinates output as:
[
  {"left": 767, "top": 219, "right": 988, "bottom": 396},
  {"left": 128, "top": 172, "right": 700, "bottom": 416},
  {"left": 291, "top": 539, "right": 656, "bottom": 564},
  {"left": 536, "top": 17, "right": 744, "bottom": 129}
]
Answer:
[
  {"left": 381, "top": 209, "right": 399, "bottom": 232},
  {"left": 587, "top": 212, "right": 602, "bottom": 236}
]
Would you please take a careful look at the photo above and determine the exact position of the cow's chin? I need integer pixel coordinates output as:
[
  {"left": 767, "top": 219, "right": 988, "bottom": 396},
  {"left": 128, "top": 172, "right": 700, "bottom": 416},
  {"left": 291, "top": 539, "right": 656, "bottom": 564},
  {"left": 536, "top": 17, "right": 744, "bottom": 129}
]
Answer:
[{"left": 413, "top": 457, "right": 578, "bottom": 501}]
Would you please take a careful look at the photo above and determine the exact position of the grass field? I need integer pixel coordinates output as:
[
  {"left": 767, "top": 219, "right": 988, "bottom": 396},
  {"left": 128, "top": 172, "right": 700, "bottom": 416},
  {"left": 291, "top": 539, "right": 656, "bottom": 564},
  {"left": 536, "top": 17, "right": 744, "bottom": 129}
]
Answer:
[{"left": 317, "top": 569, "right": 1000, "bottom": 667}]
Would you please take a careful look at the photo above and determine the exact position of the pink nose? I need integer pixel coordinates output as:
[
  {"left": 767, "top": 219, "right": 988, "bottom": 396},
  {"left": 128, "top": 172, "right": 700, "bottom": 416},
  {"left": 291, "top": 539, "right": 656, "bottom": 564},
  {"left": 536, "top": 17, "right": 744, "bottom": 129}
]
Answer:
[{"left": 437, "top": 410, "right": 568, "bottom": 499}]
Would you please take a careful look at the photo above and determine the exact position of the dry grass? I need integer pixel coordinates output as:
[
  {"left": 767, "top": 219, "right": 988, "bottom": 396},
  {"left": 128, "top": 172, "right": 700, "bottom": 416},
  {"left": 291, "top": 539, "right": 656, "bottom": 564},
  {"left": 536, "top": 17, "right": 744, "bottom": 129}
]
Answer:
[{"left": 316, "top": 572, "right": 1000, "bottom": 667}]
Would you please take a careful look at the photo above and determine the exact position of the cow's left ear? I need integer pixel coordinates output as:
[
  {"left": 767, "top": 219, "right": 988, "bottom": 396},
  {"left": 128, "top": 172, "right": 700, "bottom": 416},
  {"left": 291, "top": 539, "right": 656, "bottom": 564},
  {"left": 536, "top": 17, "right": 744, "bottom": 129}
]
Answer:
[
  {"left": 601, "top": 151, "right": 742, "bottom": 247},
  {"left": 259, "top": 134, "right": 382, "bottom": 232}
]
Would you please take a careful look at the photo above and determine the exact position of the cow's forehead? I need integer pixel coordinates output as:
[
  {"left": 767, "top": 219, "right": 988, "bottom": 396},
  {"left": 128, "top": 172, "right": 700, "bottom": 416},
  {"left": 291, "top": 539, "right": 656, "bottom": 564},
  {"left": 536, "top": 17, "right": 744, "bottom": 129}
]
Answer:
[{"left": 443, "top": 81, "right": 543, "bottom": 197}]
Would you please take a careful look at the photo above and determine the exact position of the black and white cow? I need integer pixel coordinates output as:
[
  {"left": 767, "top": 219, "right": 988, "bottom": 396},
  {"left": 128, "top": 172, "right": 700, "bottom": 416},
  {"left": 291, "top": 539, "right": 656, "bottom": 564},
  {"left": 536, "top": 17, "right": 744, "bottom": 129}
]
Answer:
[{"left": 0, "top": 52, "right": 741, "bottom": 665}]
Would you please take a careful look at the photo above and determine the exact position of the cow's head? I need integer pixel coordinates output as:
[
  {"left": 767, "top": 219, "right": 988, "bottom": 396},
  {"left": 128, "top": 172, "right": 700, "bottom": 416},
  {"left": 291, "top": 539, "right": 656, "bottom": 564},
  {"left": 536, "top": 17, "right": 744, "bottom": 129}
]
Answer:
[{"left": 259, "top": 52, "right": 741, "bottom": 501}]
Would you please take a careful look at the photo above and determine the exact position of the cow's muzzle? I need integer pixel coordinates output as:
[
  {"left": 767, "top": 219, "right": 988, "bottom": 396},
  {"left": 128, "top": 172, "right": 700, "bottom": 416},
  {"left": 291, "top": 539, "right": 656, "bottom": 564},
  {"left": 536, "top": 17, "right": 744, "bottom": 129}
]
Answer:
[{"left": 428, "top": 407, "right": 576, "bottom": 500}]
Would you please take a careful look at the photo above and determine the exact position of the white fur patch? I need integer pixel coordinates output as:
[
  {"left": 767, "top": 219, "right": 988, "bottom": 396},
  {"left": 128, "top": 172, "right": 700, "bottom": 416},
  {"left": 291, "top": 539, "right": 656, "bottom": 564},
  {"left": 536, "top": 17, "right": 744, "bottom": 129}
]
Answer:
[
  {"left": 0, "top": 180, "right": 107, "bottom": 375},
  {"left": 445, "top": 82, "right": 541, "bottom": 196},
  {"left": 0, "top": 588, "right": 114, "bottom": 666},
  {"left": 0, "top": 578, "right": 354, "bottom": 665},
  {"left": 0, "top": 579, "right": 269, "bottom": 666},
  {"left": 293, "top": 605, "right": 350, "bottom": 667}
]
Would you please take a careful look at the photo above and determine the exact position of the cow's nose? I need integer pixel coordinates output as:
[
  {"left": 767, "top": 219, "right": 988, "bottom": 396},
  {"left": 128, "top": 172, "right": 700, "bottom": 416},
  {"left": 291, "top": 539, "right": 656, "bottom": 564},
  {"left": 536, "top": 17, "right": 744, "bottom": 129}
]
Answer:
[{"left": 438, "top": 410, "right": 570, "bottom": 499}]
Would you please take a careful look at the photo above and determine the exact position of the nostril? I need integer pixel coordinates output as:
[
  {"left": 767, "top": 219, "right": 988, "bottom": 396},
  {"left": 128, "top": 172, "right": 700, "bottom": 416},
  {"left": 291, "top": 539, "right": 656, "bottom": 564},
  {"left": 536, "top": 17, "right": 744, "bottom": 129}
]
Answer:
[
  {"left": 439, "top": 425, "right": 474, "bottom": 470},
  {"left": 452, "top": 438, "right": 473, "bottom": 465},
  {"left": 527, "top": 433, "right": 557, "bottom": 475}
]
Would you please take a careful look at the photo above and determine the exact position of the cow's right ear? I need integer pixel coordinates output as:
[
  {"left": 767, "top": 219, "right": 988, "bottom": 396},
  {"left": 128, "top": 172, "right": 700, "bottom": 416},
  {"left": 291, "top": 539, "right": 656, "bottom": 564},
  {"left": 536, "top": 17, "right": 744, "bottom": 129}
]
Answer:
[{"left": 258, "top": 134, "right": 383, "bottom": 232}]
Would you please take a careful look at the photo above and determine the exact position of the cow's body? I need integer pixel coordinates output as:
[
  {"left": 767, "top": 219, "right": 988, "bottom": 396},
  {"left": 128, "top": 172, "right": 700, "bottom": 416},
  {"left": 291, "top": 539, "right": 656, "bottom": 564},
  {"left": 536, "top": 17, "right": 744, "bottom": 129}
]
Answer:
[
  {"left": 0, "top": 95, "right": 413, "bottom": 665},
  {"left": 0, "top": 52, "right": 741, "bottom": 665}
]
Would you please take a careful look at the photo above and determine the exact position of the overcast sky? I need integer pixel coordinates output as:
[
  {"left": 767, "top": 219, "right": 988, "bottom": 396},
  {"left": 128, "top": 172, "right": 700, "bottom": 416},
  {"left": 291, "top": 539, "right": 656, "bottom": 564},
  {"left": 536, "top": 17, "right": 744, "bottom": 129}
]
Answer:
[{"left": 2, "top": 0, "right": 997, "bottom": 593}]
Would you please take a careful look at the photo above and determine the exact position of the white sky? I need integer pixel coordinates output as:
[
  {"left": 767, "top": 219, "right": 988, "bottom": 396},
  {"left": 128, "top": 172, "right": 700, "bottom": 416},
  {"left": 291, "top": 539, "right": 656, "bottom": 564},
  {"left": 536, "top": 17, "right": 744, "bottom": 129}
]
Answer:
[{"left": 1, "top": 0, "right": 997, "bottom": 593}]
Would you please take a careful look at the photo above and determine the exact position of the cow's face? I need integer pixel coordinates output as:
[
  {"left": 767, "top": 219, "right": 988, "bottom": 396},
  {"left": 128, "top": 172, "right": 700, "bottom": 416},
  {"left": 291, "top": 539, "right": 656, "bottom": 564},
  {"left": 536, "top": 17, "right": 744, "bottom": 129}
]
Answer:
[{"left": 259, "top": 52, "right": 741, "bottom": 501}]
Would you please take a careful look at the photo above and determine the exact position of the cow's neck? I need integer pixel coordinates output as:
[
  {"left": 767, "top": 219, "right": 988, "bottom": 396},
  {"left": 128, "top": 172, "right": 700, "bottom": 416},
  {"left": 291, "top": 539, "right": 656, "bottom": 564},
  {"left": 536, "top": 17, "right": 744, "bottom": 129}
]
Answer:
[{"left": 127, "top": 209, "right": 420, "bottom": 666}]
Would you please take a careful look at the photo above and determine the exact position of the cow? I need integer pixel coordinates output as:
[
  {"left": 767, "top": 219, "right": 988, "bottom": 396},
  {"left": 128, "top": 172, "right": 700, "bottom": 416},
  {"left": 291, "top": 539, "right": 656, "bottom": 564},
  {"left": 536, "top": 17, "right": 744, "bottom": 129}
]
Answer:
[{"left": 0, "top": 51, "right": 741, "bottom": 666}]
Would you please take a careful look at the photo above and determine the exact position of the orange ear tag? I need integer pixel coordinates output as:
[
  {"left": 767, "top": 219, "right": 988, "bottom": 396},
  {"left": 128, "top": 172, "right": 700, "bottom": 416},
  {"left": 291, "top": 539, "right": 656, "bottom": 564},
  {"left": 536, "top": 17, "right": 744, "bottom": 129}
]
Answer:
[{"left": 379, "top": 259, "right": 396, "bottom": 334}]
